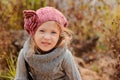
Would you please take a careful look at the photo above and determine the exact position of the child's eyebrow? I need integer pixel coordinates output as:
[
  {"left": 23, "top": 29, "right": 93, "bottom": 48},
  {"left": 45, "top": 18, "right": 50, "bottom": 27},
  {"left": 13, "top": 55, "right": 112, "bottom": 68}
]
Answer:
[
  {"left": 51, "top": 29, "right": 58, "bottom": 32},
  {"left": 39, "top": 28, "right": 46, "bottom": 30}
]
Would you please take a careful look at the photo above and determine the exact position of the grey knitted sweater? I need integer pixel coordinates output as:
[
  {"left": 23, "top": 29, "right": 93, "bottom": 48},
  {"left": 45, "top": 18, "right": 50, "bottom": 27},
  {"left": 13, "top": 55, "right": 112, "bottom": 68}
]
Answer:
[{"left": 14, "top": 38, "right": 82, "bottom": 80}]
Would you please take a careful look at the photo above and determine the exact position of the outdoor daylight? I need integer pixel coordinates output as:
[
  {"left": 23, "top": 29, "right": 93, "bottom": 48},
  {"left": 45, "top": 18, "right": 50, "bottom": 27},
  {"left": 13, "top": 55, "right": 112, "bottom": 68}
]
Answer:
[{"left": 0, "top": 0, "right": 120, "bottom": 80}]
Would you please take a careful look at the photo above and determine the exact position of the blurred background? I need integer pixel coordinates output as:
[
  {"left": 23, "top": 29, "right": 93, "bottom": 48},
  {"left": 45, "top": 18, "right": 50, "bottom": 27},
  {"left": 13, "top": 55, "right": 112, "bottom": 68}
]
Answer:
[{"left": 0, "top": 0, "right": 120, "bottom": 80}]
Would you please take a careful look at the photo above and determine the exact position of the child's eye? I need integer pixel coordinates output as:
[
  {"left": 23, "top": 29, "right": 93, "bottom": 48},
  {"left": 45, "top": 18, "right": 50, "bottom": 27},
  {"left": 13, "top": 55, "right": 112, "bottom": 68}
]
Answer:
[
  {"left": 51, "top": 31, "right": 57, "bottom": 34},
  {"left": 39, "top": 30, "right": 45, "bottom": 32}
]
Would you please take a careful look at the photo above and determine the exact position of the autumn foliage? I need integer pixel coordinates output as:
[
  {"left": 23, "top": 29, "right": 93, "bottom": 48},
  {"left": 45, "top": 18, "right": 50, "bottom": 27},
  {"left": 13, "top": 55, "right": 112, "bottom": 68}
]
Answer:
[{"left": 0, "top": 0, "right": 120, "bottom": 80}]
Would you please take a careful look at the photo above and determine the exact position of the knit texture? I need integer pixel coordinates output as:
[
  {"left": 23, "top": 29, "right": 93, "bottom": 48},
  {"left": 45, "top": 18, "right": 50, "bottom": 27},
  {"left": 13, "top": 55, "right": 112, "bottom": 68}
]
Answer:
[
  {"left": 14, "top": 38, "right": 82, "bottom": 80},
  {"left": 23, "top": 7, "right": 68, "bottom": 36}
]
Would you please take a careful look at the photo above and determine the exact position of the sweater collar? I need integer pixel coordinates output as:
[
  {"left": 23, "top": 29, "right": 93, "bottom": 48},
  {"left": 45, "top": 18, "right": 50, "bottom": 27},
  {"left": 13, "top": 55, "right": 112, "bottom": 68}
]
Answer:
[{"left": 23, "top": 37, "right": 66, "bottom": 63}]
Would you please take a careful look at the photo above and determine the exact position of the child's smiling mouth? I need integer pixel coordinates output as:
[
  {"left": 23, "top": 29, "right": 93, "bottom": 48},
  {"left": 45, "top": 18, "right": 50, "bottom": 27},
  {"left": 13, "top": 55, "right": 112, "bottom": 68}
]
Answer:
[{"left": 41, "top": 42, "right": 51, "bottom": 46}]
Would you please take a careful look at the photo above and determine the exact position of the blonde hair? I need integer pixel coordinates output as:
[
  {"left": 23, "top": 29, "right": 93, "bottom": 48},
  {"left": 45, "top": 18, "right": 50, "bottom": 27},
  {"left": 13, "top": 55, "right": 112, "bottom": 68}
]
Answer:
[{"left": 54, "top": 23, "right": 73, "bottom": 47}]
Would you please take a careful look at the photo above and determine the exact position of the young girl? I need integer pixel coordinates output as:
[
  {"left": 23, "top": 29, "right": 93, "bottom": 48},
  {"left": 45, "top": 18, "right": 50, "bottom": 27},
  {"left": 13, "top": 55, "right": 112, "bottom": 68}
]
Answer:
[{"left": 15, "top": 6, "right": 82, "bottom": 80}]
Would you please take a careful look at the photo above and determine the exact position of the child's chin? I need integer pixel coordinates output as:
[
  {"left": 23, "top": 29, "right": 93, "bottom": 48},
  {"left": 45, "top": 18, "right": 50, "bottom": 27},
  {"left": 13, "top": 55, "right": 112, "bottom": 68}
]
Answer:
[{"left": 41, "top": 48, "right": 52, "bottom": 52}]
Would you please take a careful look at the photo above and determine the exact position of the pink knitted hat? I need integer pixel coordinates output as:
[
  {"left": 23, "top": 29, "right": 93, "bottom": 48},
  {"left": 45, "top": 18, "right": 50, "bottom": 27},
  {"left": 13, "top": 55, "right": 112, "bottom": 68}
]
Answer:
[{"left": 23, "top": 6, "right": 68, "bottom": 36}]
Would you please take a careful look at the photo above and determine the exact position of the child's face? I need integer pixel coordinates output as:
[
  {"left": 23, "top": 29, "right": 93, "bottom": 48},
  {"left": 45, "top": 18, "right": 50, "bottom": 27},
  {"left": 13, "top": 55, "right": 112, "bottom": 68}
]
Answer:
[{"left": 34, "top": 21, "right": 61, "bottom": 52}]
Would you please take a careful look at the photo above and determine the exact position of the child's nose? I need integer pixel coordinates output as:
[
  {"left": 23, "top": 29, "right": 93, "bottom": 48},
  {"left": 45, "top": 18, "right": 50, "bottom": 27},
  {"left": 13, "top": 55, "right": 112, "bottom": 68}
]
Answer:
[{"left": 43, "top": 34, "right": 51, "bottom": 40}]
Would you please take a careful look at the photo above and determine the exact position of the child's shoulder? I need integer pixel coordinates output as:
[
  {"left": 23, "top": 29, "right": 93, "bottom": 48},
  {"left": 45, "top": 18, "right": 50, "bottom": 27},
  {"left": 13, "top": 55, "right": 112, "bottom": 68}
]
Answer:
[
  {"left": 18, "top": 37, "right": 30, "bottom": 57},
  {"left": 64, "top": 49, "right": 73, "bottom": 57}
]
